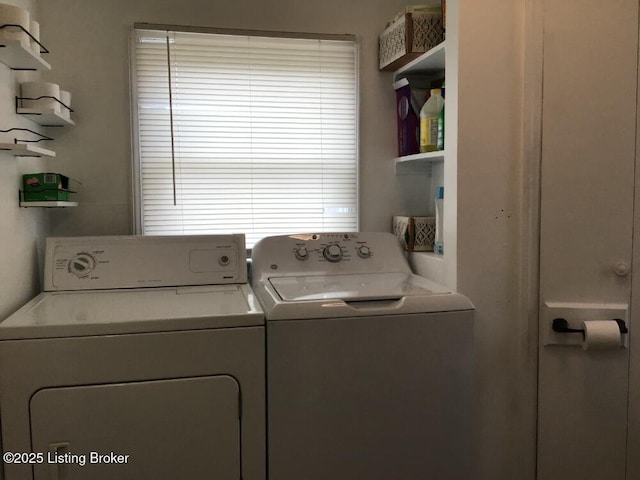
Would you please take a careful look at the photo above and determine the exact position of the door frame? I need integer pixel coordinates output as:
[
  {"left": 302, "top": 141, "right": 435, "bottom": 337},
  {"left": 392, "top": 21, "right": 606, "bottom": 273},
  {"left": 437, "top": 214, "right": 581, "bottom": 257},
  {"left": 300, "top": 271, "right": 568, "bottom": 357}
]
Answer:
[{"left": 521, "top": 0, "right": 544, "bottom": 477}]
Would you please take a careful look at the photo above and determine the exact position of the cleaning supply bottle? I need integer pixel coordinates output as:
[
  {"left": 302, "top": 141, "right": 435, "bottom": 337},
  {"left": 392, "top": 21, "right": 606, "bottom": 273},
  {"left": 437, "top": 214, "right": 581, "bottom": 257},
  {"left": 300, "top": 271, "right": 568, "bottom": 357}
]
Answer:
[
  {"left": 434, "top": 186, "right": 444, "bottom": 254},
  {"left": 419, "top": 88, "right": 444, "bottom": 153},
  {"left": 437, "top": 103, "right": 445, "bottom": 150}
]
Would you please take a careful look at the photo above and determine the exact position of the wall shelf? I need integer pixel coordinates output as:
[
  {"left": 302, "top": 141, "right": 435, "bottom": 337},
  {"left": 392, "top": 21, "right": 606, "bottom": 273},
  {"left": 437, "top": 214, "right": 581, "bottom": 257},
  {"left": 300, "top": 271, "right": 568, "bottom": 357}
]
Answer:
[
  {"left": 0, "top": 129, "right": 56, "bottom": 157},
  {"left": 394, "top": 150, "right": 444, "bottom": 175},
  {"left": 0, "top": 142, "right": 55, "bottom": 157},
  {"left": 394, "top": 41, "right": 445, "bottom": 80},
  {"left": 16, "top": 95, "right": 75, "bottom": 127},
  {"left": 19, "top": 200, "right": 77, "bottom": 208},
  {"left": 0, "top": 38, "right": 50, "bottom": 71},
  {"left": 16, "top": 108, "right": 75, "bottom": 127},
  {"left": 408, "top": 251, "right": 446, "bottom": 285}
]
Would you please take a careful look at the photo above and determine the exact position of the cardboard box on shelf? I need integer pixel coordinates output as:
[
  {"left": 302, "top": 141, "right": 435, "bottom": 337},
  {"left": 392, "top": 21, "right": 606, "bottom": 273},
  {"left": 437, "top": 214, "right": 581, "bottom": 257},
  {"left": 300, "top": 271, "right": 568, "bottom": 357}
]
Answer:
[{"left": 22, "top": 173, "right": 73, "bottom": 202}]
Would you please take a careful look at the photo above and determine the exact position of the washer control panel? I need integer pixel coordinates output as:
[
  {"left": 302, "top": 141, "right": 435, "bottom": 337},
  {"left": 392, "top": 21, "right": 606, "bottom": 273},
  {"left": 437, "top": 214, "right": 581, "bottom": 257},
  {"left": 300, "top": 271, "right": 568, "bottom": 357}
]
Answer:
[
  {"left": 290, "top": 233, "right": 373, "bottom": 265},
  {"left": 251, "top": 232, "right": 412, "bottom": 279},
  {"left": 44, "top": 234, "right": 247, "bottom": 291}
]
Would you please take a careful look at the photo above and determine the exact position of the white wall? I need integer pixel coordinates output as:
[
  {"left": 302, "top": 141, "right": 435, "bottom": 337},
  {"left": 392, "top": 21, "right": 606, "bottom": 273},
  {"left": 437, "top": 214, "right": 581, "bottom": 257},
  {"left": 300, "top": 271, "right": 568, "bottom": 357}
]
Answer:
[
  {"left": 457, "top": 1, "right": 535, "bottom": 480},
  {"left": 38, "top": 0, "right": 431, "bottom": 237},
  {"left": 0, "top": 0, "right": 49, "bottom": 320}
]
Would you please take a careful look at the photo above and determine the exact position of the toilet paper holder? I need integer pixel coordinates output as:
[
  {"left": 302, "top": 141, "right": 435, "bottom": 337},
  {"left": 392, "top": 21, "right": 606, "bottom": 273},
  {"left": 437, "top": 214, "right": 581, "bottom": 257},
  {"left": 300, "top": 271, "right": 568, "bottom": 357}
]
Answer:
[
  {"left": 552, "top": 317, "right": 628, "bottom": 335},
  {"left": 543, "top": 302, "right": 629, "bottom": 347}
]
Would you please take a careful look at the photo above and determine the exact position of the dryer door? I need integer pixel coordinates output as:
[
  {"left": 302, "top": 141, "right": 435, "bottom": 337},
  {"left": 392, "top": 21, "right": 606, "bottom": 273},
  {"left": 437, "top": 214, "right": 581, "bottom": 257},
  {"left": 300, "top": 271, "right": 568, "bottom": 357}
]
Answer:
[{"left": 30, "top": 376, "right": 240, "bottom": 480}]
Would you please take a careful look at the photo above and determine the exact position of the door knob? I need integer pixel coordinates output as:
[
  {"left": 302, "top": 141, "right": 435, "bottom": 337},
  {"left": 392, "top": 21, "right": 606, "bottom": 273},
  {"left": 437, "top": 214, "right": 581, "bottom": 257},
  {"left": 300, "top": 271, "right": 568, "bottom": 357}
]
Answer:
[{"left": 613, "top": 262, "right": 630, "bottom": 277}]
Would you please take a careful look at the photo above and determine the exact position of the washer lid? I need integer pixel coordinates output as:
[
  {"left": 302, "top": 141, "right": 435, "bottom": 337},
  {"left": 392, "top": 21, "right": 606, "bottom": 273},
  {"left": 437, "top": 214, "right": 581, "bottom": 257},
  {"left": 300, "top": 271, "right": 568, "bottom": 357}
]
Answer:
[
  {"left": 269, "top": 272, "right": 450, "bottom": 302},
  {"left": 0, "top": 284, "right": 263, "bottom": 340}
]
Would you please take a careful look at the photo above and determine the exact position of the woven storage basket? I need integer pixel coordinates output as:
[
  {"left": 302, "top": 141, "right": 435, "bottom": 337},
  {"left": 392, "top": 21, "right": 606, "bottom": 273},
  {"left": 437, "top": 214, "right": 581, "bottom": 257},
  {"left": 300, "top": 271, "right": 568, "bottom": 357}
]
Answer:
[
  {"left": 379, "top": 9, "right": 443, "bottom": 71},
  {"left": 392, "top": 215, "right": 436, "bottom": 252}
]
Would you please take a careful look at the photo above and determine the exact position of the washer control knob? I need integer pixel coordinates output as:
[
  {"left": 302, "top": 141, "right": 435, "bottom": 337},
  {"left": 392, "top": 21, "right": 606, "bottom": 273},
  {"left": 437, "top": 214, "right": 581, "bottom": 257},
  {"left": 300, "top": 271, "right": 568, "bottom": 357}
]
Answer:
[
  {"left": 295, "top": 247, "right": 309, "bottom": 261},
  {"left": 69, "top": 253, "right": 96, "bottom": 278},
  {"left": 357, "top": 245, "right": 371, "bottom": 258},
  {"left": 219, "top": 255, "right": 231, "bottom": 266},
  {"left": 323, "top": 244, "right": 343, "bottom": 263}
]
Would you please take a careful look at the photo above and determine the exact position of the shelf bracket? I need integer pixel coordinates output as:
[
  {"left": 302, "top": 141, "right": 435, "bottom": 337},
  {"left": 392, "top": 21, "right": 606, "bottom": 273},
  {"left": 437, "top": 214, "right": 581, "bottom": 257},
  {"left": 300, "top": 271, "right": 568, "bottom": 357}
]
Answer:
[
  {"left": 0, "top": 127, "right": 53, "bottom": 144},
  {"left": 15, "top": 96, "right": 74, "bottom": 114},
  {"left": 0, "top": 24, "right": 49, "bottom": 54}
]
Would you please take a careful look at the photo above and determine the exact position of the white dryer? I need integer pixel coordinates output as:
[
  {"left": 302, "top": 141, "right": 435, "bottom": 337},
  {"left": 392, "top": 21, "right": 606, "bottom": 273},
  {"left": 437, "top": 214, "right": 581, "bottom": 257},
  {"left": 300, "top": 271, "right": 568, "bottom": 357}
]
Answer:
[
  {"left": 251, "top": 232, "right": 474, "bottom": 480},
  {"left": 0, "top": 235, "right": 265, "bottom": 480}
]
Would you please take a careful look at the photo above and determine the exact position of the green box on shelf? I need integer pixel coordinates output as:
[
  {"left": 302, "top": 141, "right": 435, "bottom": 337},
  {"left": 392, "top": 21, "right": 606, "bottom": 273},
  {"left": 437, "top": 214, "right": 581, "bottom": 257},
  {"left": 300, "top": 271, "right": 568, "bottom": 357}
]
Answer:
[{"left": 22, "top": 173, "right": 72, "bottom": 202}]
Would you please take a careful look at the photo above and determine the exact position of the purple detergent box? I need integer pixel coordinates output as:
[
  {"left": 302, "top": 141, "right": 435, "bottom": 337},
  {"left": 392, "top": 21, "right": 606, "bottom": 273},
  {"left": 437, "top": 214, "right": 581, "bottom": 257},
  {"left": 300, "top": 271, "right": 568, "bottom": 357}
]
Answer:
[{"left": 394, "top": 78, "right": 421, "bottom": 157}]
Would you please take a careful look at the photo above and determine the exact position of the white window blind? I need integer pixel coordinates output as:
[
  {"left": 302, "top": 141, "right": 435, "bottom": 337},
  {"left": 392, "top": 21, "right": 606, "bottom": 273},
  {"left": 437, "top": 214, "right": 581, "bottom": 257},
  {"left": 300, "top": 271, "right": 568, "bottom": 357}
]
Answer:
[{"left": 131, "top": 28, "right": 358, "bottom": 247}]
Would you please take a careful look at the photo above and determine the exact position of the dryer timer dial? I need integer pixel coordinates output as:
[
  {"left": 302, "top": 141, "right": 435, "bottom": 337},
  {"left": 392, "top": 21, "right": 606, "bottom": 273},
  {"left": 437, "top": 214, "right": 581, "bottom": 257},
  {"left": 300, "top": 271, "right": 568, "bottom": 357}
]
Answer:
[{"left": 69, "top": 253, "right": 96, "bottom": 278}]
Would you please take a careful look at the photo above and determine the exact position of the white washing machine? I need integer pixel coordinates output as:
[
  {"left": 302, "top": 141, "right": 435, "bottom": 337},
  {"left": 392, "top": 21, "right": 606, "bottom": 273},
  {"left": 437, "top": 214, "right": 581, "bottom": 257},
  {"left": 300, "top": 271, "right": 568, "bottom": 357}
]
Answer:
[
  {"left": 251, "top": 232, "right": 474, "bottom": 480},
  {"left": 0, "top": 235, "right": 265, "bottom": 480}
]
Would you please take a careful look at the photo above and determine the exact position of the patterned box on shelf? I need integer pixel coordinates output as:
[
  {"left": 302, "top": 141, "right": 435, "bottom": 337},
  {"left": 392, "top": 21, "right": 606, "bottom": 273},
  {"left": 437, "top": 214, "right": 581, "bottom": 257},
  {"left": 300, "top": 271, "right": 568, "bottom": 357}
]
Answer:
[
  {"left": 392, "top": 215, "right": 436, "bottom": 252},
  {"left": 378, "top": 7, "right": 444, "bottom": 71}
]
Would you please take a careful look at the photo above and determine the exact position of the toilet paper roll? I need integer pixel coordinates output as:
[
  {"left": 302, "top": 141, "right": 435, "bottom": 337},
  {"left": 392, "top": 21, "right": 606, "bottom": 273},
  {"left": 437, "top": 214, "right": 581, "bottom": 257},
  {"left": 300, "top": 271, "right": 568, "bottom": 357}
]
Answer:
[
  {"left": 29, "top": 19, "right": 39, "bottom": 55},
  {"left": 582, "top": 320, "right": 621, "bottom": 351},
  {"left": 21, "top": 81, "right": 61, "bottom": 114},
  {"left": 0, "top": 3, "right": 30, "bottom": 49}
]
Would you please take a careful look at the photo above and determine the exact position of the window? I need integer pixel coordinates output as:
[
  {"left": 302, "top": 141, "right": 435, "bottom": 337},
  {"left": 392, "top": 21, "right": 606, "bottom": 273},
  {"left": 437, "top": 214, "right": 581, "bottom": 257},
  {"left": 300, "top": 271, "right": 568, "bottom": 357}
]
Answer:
[{"left": 130, "top": 26, "right": 359, "bottom": 247}]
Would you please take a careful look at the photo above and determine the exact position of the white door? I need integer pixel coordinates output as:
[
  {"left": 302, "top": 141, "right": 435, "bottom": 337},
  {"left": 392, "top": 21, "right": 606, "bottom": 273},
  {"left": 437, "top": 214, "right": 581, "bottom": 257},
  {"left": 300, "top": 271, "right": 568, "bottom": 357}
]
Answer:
[{"left": 537, "top": 0, "right": 638, "bottom": 479}]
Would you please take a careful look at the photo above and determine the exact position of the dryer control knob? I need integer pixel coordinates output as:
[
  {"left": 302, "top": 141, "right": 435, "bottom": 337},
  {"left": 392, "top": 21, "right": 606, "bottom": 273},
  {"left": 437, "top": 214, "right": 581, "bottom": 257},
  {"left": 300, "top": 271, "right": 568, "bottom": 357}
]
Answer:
[
  {"left": 323, "top": 244, "right": 343, "bottom": 263},
  {"left": 295, "top": 247, "right": 309, "bottom": 261},
  {"left": 69, "top": 253, "right": 96, "bottom": 278},
  {"left": 357, "top": 245, "right": 371, "bottom": 258}
]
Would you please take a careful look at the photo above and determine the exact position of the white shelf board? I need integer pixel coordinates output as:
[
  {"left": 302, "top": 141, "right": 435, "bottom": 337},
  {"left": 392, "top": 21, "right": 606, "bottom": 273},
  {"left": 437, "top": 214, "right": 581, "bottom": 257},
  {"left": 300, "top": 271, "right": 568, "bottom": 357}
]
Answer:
[
  {"left": 408, "top": 251, "right": 446, "bottom": 285},
  {"left": 0, "top": 143, "right": 55, "bottom": 157},
  {"left": 394, "top": 41, "right": 445, "bottom": 79},
  {"left": 0, "top": 39, "right": 50, "bottom": 70},
  {"left": 20, "top": 201, "right": 77, "bottom": 208},
  {"left": 394, "top": 150, "right": 444, "bottom": 175},
  {"left": 17, "top": 108, "right": 75, "bottom": 127}
]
